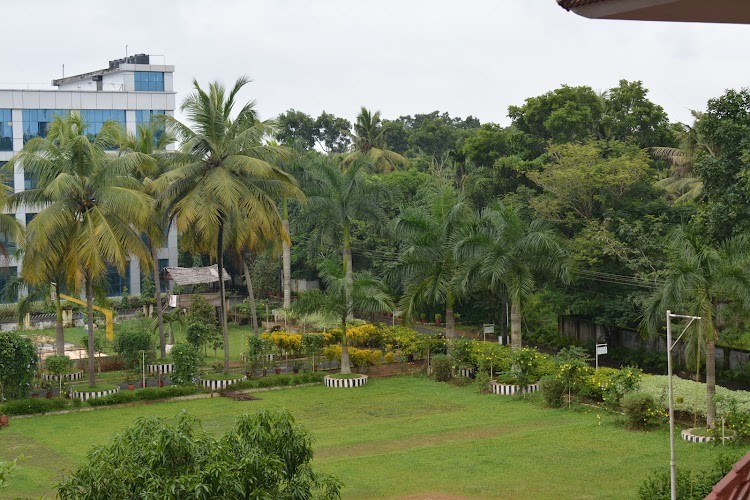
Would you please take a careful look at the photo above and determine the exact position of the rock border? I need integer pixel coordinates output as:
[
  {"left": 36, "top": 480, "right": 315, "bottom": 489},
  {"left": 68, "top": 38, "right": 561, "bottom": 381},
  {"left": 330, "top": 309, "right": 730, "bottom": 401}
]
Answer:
[
  {"left": 489, "top": 381, "right": 540, "bottom": 396},
  {"left": 42, "top": 370, "right": 84, "bottom": 382},
  {"left": 201, "top": 375, "right": 247, "bottom": 391},
  {"left": 324, "top": 374, "right": 368, "bottom": 388},
  {"left": 70, "top": 386, "right": 119, "bottom": 402}
]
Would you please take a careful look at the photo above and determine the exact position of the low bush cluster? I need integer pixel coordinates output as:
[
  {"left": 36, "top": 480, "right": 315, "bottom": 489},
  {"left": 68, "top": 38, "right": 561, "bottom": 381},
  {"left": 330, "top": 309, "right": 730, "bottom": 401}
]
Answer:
[
  {"left": 321, "top": 345, "right": 383, "bottom": 369},
  {"left": 87, "top": 386, "right": 203, "bottom": 407},
  {"left": 639, "top": 375, "right": 750, "bottom": 418},
  {"left": 638, "top": 453, "right": 741, "bottom": 500},
  {"left": 621, "top": 392, "right": 666, "bottom": 430},
  {"left": 430, "top": 354, "right": 452, "bottom": 382},
  {"left": 229, "top": 372, "right": 325, "bottom": 390},
  {"left": 0, "top": 397, "right": 71, "bottom": 415}
]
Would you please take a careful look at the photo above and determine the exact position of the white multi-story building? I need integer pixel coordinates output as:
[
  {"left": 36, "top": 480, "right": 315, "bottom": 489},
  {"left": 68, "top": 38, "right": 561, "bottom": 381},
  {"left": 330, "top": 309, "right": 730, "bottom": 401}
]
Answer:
[{"left": 0, "top": 54, "right": 178, "bottom": 298}]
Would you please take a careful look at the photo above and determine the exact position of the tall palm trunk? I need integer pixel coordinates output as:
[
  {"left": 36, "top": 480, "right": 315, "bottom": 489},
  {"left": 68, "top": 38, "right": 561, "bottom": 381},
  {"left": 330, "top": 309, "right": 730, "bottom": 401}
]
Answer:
[
  {"left": 340, "top": 314, "right": 351, "bottom": 374},
  {"left": 510, "top": 298, "right": 522, "bottom": 350},
  {"left": 54, "top": 282, "right": 65, "bottom": 356},
  {"left": 343, "top": 222, "right": 353, "bottom": 322},
  {"left": 152, "top": 246, "right": 166, "bottom": 358},
  {"left": 217, "top": 223, "right": 230, "bottom": 372},
  {"left": 85, "top": 274, "right": 96, "bottom": 387},
  {"left": 282, "top": 197, "right": 292, "bottom": 309},
  {"left": 242, "top": 254, "right": 258, "bottom": 335},
  {"left": 445, "top": 291, "right": 456, "bottom": 339},
  {"left": 705, "top": 302, "right": 717, "bottom": 428}
]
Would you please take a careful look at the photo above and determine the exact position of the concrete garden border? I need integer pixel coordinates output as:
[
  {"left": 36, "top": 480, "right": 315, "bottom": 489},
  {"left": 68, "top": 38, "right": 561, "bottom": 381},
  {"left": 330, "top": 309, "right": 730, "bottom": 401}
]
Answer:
[
  {"left": 489, "top": 381, "right": 539, "bottom": 396},
  {"left": 200, "top": 375, "right": 247, "bottom": 391},
  {"left": 681, "top": 428, "right": 736, "bottom": 444},
  {"left": 324, "top": 374, "right": 368, "bottom": 388},
  {"left": 42, "top": 370, "right": 83, "bottom": 382},
  {"left": 147, "top": 363, "right": 174, "bottom": 374},
  {"left": 70, "top": 386, "right": 119, "bottom": 402},
  {"left": 457, "top": 367, "right": 475, "bottom": 378}
]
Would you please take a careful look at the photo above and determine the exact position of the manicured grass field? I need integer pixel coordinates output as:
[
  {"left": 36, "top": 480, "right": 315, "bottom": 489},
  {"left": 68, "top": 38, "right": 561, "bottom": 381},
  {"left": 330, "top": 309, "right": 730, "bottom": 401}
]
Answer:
[{"left": 1, "top": 376, "right": 746, "bottom": 499}]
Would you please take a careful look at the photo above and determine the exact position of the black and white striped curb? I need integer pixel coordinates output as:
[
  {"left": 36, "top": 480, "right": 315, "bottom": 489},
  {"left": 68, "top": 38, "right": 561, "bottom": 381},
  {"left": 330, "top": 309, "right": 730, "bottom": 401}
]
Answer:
[
  {"left": 324, "top": 374, "right": 368, "bottom": 388},
  {"left": 489, "top": 381, "right": 540, "bottom": 395},
  {"left": 42, "top": 371, "right": 84, "bottom": 382},
  {"left": 681, "top": 428, "right": 734, "bottom": 443},
  {"left": 147, "top": 363, "right": 174, "bottom": 374},
  {"left": 70, "top": 386, "right": 119, "bottom": 402},
  {"left": 458, "top": 367, "right": 475, "bottom": 378},
  {"left": 201, "top": 376, "right": 247, "bottom": 391}
]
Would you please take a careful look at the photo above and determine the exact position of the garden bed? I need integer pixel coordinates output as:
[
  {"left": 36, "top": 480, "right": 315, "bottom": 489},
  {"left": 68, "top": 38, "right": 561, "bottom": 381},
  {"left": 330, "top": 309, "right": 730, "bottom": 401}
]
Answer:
[
  {"left": 489, "top": 380, "right": 540, "bottom": 396},
  {"left": 70, "top": 384, "right": 120, "bottom": 402},
  {"left": 200, "top": 373, "right": 247, "bottom": 390},
  {"left": 324, "top": 373, "right": 368, "bottom": 388}
]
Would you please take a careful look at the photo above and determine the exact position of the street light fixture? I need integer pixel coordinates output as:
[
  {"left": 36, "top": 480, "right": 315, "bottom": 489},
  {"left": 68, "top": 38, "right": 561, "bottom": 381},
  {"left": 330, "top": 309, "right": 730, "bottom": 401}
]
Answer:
[{"left": 665, "top": 310, "right": 701, "bottom": 500}]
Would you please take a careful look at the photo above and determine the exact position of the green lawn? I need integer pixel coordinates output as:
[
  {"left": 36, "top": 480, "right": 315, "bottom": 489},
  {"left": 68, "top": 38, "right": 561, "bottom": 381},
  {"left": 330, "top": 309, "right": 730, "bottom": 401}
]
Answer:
[{"left": 2, "top": 376, "right": 744, "bottom": 499}]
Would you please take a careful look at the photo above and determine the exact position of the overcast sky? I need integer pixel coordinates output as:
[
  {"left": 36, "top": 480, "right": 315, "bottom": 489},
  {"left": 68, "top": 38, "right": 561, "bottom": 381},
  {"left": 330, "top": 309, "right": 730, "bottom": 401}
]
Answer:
[{"left": 3, "top": 1, "right": 749, "bottom": 126}]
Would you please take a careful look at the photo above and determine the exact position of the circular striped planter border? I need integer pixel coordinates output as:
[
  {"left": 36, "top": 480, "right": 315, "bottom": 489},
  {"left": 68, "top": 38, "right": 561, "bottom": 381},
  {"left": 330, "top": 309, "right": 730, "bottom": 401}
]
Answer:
[
  {"left": 324, "top": 374, "right": 368, "bottom": 388},
  {"left": 489, "top": 381, "right": 540, "bottom": 396},
  {"left": 147, "top": 363, "right": 174, "bottom": 374},
  {"left": 458, "top": 367, "right": 475, "bottom": 378},
  {"left": 201, "top": 375, "right": 247, "bottom": 391},
  {"left": 681, "top": 428, "right": 735, "bottom": 444},
  {"left": 70, "top": 386, "right": 119, "bottom": 402},
  {"left": 42, "top": 370, "right": 84, "bottom": 382}
]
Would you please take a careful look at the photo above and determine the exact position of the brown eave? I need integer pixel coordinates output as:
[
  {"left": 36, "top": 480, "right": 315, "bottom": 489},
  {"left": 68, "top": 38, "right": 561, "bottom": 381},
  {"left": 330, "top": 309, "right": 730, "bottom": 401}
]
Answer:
[{"left": 556, "top": 0, "right": 750, "bottom": 25}]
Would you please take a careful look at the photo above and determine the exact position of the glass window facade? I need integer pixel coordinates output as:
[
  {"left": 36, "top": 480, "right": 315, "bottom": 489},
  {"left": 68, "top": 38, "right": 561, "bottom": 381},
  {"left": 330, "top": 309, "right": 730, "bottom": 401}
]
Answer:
[
  {"left": 136, "top": 110, "right": 165, "bottom": 143},
  {"left": 0, "top": 267, "right": 17, "bottom": 303},
  {"left": 0, "top": 161, "right": 11, "bottom": 191},
  {"left": 106, "top": 262, "right": 131, "bottom": 296},
  {"left": 0, "top": 229, "right": 17, "bottom": 253},
  {"left": 0, "top": 109, "right": 12, "bottom": 151},
  {"left": 22, "top": 109, "right": 68, "bottom": 143},
  {"left": 141, "top": 258, "right": 170, "bottom": 293},
  {"left": 134, "top": 72, "right": 164, "bottom": 92},
  {"left": 24, "top": 171, "right": 36, "bottom": 190},
  {"left": 25, "top": 213, "right": 36, "bottom": 226},
  {"left": 80, "top": 109, "right": 126, "bottom": 140}
]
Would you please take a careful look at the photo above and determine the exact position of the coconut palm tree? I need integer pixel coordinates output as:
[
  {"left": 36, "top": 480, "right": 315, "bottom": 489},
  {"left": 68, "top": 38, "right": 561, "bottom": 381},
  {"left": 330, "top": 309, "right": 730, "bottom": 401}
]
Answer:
[
  {"left": 119, "top": 121, "right": 176, "bottom": 358},
  {"left": 343, "top": 107, "right": 407, "bottom": 173},
  {"left": 158, "top": 77, "right": 302, "bottom": 371},
  {"left": 293, "top": 259, "right": 393, "bottom": 374},
  {"left": 456, "top": 203, "right": 570, "bottom": 350},
  {"left": 642, "top": 227, "right": 750, "bottom": 428},
  {"left": 390, "top": 184, "right": 470, "bottom": 338},
  {"left": 301, "top": 156, "right": 383, "bottom": 322},
  {"left": 7, "top": 113, "right": 152, "bottom": 386}
]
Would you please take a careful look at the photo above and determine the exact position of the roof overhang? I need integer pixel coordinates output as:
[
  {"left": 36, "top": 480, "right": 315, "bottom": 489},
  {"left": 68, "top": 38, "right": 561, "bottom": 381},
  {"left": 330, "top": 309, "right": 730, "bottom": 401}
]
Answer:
[{"left": 557, "top": 0, "right": 750, "bottom": 24}]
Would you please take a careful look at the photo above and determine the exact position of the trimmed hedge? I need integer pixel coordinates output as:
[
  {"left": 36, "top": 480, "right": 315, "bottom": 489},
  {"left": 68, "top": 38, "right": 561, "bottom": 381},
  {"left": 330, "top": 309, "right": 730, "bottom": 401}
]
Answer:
[
  {"left": 229, "top": 372, "right": 325, "bottom": 391},
  {"left": 0, "top": 397, "right": 72, "bottom": 415},
  {"left": 87, "top": 386, "right": 203, "bottom": 406}
]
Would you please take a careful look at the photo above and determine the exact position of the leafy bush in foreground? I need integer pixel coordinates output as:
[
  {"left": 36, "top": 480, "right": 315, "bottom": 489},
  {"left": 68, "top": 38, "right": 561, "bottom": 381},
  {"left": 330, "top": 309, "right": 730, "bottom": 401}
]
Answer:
[
  {"left": 638, "top": 453, "right": 740, "bottom": 500},
  {"left": 57, "top": 410, "right": 342, "bottom": 499}
]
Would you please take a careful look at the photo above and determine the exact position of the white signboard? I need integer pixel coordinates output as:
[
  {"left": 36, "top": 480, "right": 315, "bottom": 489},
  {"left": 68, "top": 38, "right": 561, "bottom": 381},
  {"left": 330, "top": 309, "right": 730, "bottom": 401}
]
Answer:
[
  {"left": 596, "top": 345, "right": 608, "bottom": 355},
  {"left": 483, "top": 324, "right": 495, "bottom": 334}
]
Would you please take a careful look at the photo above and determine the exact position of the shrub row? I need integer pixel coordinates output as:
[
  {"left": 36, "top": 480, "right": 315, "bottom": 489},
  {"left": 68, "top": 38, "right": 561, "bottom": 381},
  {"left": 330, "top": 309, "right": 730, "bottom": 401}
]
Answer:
[
  {"left": 87, "top": 386, "right": 203, "bottom": 407},
  {"left": 0, "top": 397, "right": 74, "bottom": 415},
  {"left": 229, "top": 372, "right": 325, "bottom": 390}
]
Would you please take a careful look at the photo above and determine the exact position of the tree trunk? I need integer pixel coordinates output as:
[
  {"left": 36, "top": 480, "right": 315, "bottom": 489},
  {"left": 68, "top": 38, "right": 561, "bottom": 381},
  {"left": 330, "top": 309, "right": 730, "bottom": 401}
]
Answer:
[
  {"left": 54, "top": 282, "right": 65, "bottom": 356},
  {"left": 152, "top": 246, "right": 166, "bottom": 358},
  {"left": 282, "top": 198, "right": 292, "bottom": 309},
  {"left": 510, "top": 298, "right": 522, "bottom": 350},
  {"left": 242, "top": 254, "right": 258, "bottom": 335},
  {"left": 85, "top": 274, "right": 96, "bottom": 387},
  {"left": 217, "top": 224, "right": 230, "bottom": 372},
  {"left": 340, "top": 315, "right": 351, "bottom": 374},
  {"left": 343, "top": 223, "right": 353, "bottom": 322},
  {"left": 501, "top": 296, "right": 509, "bottom": 339},
  {"left": 706, "top": 337, "right": 717, "bottom": 429},
  {"left": 445, "top": 291, "right": 456, "bottom": 339}
]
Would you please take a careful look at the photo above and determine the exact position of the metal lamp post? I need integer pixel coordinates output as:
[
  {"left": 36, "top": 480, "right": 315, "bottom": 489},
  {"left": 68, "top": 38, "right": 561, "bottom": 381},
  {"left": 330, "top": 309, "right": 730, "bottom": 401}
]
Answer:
[{"left": 665, "top": 310, "right": 701, "bottom": 500}]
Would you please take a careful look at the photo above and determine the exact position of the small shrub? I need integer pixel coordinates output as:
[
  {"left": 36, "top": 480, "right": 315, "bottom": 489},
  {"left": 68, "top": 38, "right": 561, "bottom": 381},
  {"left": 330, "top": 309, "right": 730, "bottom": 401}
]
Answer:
[
  {"left": 540, "top": 375, "right": 566, "bottom": 408},
  {"left": 45, "top": 355, "right": 73, "bottom": 375},
  {"left": 0, "top": 332, "right": 38, "bottom": 400},
  {"left": 171, "top": 343, "right": 200, "bottom": 386},
  {"left": 638, "top": 453, "right": 740, "bottom": 500},
  {"left": 0, "top": 397, "right": 69, "bottom": 415},
  {"left": 474, "top": 371, "right": 491, "bottom": 394},
  {"left": 113, "top": 320, "right": 155, "bottom": 369},
  {"left": 136, "top": 386, "right": 201, "bottom": 401},
  {"left": 431, "top": 354, "right": 452, "bottom": 382},
  {"left": 87, "top": 391, "right": 138, "bottom": 406},
  {"left": 622, "top": 392, "right": 665, "bottom": 430}
]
